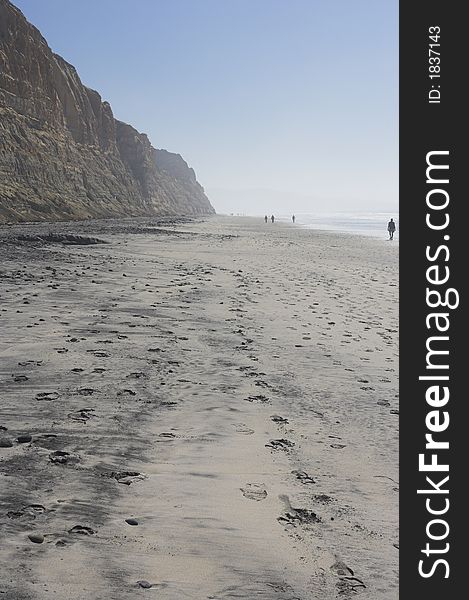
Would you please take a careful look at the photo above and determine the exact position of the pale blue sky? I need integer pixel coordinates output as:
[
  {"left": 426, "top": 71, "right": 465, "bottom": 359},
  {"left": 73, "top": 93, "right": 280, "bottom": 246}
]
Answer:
[{"left": 14, "top": 0, "right": 398, "bottom": 214}]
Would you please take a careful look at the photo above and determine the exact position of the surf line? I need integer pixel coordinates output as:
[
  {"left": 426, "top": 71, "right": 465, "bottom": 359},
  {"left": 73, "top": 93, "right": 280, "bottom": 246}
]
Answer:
[{"left": 416, "top": 150, "right": 459, "bottom": 580}]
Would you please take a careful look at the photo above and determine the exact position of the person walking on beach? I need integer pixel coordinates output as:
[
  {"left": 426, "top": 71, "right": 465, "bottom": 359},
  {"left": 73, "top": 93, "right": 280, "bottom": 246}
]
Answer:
[
  {"left": 264, "top": 215, "right": 268, "bottom": 223},
  {"left": 387, "top": 218, "right": 396, "bottom": 240},
  {"left": 292, "top": 214, "right": 296, "bottom": 223},
  {"left": 271, "top": 215, "right": 275, "bottom": 223}
]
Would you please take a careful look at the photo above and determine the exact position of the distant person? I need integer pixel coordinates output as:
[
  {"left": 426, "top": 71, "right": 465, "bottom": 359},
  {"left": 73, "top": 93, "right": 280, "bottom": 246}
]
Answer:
[
  {"left": 264, "top": 215, "right": 268, "bottom": 223},
  {"left": 271, "top": 215, "right": 275, "bottom": 223},
  {"left": 387, "top": 218, "right": 396, "bottom": 240},
  {"left": 292, "top": 214, "right": 296, "bottom": 223}
]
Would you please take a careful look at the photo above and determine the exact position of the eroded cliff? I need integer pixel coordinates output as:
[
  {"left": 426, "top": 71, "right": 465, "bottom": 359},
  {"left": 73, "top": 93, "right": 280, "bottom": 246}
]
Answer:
[{"left": 0, "top": 0, "right": 214, "bottom": 222}]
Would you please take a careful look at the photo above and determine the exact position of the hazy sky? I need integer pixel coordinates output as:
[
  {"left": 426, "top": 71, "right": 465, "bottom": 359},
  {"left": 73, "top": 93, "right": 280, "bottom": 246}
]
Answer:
[{"left": 14, "top": 0, "right": 398, "bottom": 215}]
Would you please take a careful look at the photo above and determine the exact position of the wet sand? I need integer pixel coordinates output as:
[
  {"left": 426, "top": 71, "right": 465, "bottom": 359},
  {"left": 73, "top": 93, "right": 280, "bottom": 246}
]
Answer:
[{"left": 0, "top": 216, "right": 398, "bottom": 599}]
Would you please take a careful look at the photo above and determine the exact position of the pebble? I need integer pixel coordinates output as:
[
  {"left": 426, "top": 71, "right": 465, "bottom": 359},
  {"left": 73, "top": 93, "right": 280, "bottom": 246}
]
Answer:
[
  {"left": 125, "top": 518, "right": 139, "bottom": 526},
  {"left": 136, "top": 580, "right": 152, "bottom": 589},
  {"left": 0, "top": 438, "right": 13, "bottom": 448},
  {"left": 28, "top": 533, "right": 44, "bottom": 544},
  {"left": 17, "top": 434, "right": 32, "bottom": 443}
]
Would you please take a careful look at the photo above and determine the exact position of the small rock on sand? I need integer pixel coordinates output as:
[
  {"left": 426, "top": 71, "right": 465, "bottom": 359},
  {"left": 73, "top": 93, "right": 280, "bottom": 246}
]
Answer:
[
  {"left": 17, "top": 434, "right": 32, "bottom": 443},
  {"left": 0, "top": 438, "right": 13, "bottom": 448},
  {"left": 125, "top": 518, "right": 139, "bottom": 526},
  {"left": 136, "top": 580, "right": 152, "bottom": 589},
  {"left": 28, "top": 533, "right": 44, "bottom": 544}
]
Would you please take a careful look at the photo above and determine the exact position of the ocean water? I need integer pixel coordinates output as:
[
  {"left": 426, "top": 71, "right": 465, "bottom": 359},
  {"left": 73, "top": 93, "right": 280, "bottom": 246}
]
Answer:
[{"left": 276, "top": 211, "right": 399, "bottom": 240}]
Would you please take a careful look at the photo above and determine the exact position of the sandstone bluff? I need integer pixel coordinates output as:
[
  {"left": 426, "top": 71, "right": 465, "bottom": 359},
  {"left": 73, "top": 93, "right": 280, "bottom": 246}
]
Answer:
[{"left": 0, "top": 0, "right": 215, "bottom": 223}]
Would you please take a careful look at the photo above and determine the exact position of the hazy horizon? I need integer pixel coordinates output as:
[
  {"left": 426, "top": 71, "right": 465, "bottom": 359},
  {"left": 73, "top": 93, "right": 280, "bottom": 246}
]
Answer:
[
  {"left": 207, "top": 187, "right": 399, "bottom": 216},
  {"left": 14, "top": 0, "right": 398, "bottom": 215}
]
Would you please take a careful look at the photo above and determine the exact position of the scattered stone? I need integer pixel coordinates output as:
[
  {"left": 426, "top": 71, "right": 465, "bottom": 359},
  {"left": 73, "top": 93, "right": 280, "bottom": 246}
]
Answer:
[
  {"left": 17, "top": 234, "right": 107, "bottom": 245},
  {"left": 136, "top": 580, "right": 152, "bottom": 589},
  {"left": 125, "top": 518, "right": 139, "bottom": 526},
  {"left": 17, "top": 434, "right": 32, "bottom": 443},
  {"left": 28, "top": 533, "right": 44, "bottom": 544},
  {"left": 107, "top": 470, "right": 145, "bottom": 485},
  {"left": 0, "top": 438, "right": 13, "bottom": 448},
  {"left": 49, "top": 450, "right": 80, "bottom": 465}
]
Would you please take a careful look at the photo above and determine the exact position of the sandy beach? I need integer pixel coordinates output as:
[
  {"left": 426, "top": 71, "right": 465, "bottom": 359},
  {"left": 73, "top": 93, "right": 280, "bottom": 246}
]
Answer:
[{"left": 0, "top": 216, "right": 398, "bottom": 599}]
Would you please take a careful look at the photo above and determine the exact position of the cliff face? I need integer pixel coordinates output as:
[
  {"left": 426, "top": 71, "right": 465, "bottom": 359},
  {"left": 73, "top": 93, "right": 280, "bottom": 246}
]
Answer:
[{"left": 0, "top": 0, "right": 215, "bottom": 222}]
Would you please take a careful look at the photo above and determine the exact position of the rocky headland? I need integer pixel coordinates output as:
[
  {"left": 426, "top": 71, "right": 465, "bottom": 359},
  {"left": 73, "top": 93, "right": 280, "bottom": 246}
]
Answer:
[{"left": 0, "top": 0, "right": 215, "bottom": 222}]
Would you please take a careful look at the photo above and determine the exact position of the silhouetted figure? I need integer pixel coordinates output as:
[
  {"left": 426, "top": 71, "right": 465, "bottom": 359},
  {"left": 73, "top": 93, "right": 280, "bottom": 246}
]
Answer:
[
  {"left": 387, "top": 218, "right": 396, "bottom": 240},
  {"left": 271, "top": 215, "right": 275, "bottom": 223},
  {"left": 264, "top": 215, "right": 268, "bottom": 223},
  {"left": 292, "top": 215, "right": 296, "bottom": 223}
]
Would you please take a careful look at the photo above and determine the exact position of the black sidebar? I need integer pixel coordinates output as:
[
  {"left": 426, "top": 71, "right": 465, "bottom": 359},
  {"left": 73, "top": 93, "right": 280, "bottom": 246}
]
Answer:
[{"left": 400, "top": 2, "right": 466, "bottom": 598}]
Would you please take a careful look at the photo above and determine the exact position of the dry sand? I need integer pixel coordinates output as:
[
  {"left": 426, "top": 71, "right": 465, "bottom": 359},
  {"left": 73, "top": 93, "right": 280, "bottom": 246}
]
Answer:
[{"left": 0, "top": 216, "right": 398, "bottom": 599}]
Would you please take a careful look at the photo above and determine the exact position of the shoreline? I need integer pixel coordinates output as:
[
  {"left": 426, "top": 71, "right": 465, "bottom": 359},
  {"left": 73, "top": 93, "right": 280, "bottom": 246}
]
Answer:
[
  {"left": 0, "top": 215, "right": 398, "bottom": 599},
  {"left": 220, "top": 213, "right": 399, "bottom": 241}
]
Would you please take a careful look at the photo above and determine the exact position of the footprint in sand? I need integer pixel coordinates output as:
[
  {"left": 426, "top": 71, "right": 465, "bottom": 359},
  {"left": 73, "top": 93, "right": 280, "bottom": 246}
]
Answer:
[
  {"left": 68, "top": 525, "right": 96, "bottom": 536},
  {"left": 68, "top": 408, "right": 95, "bottom": 423},
  {"left": 106, "top": 470, "right": 146, "bottom": 485},
  {"left": 266, "top": 439, "right": 295, "bottom": 451},
  {"left": 331, "top": 560, "right": 366, "bottom": 594},
  {"left": 35, "top": 391, "right": 59, "bottom": 401},
  {"left": 8, "top": 504, "right": 46, "bottom": 520},
  {"left": 12, "top": 374, "right": 28, "bottom": 382},
  {"left": 240, "top": 483, "right": 267, "bottom": 501},
  {"left": 77, "top": 388, "right": 96, "bottom": 396},
  {"left": 245, "top": 394, "right": 270, "bottom": 404},
  {"left": 277, "top": 494, "right": 321, "bottom": 526},
  {"left": 292, "top": 470, "right": 315, "bottom": 484},
  {"left": 233, "top": 423, "right": 255, "bottom": 435},
  {"left": 377, "top": 400, "right": 390, "bottom": 407},
  {"left": 271, "top": 415, "right": 289, "bottom": 424}
]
